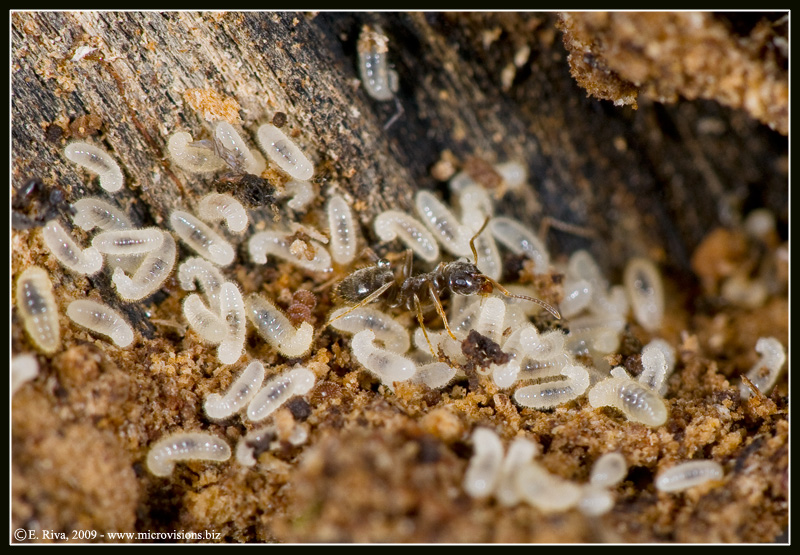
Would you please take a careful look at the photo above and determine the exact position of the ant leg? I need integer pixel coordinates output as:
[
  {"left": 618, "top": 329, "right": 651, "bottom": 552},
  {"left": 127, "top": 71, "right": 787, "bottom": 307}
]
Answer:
[
  {"left": 326, "top": 280, "right": 394, "bottom": 326},
  {"left": 468, "top": 216, "right": 491, "bottom": 265},
  {"left": 383, "top": 97, "right": 405, "bottom": 131},
  {"left": 427, "top": 281, "right": 458, "bottom": 341},
  {"left": 413, "top": 293, "right": 437, "bottom": 357}
]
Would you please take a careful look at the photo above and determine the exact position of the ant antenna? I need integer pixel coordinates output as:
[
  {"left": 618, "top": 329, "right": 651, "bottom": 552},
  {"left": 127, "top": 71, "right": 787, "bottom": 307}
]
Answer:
[
  {"left": 469, "top": 216, "right": 491, "bottom": 264},
  {"left": 486, "top": 277, "right": 562, "bottom": 320}
]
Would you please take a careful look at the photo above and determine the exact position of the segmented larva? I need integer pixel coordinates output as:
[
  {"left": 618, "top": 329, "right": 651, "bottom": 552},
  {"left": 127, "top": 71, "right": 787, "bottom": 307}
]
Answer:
[
  {"left": 112, "top": 232, "right": 176, "bottom": 301},
  {"left": 183, "top": 293, "right": 227, "bottom": 344},
  {"left": 640, "top": 339, "right": 676, "bottom": 396},
  {"left": 523, "top": 329, "right": 565, "bottom": 362},
  {"left": 739, "top": 336, "right": 786, "bottom": 399},
  {"left": 283, "top": 180, "right": 316, "bottom": 211},
  {"left": 204, "top": 360, "right": 266, "bottom": 420},
  {"left": 567, "top": 249, "right": 608, "bottom": 296},
  {"left": 246, "top": 366, "right": 316, "bottom": 422},
  {"left": 350, "top": 329, "right": 417, "bottom": 386},
  {"left": 91, "top": 227, "right": 165, "bottom": 255},
  {"left": 414, "top": 190, "right": 472, "bottom": 257},
  {"left": 412, "top": 361, "right": 458, "bottom": 389},
  {"left": 246, "top": 293, "right": 315, "bottom": 358},
  {"left": 565, "top": 313, "right": 626, "bottom": 356},
  {"left": 12, "top": 353, "right": 39, "bottom": 395},
  {"left": 560, "top": 278, "right": 593, "bottom": 318},
  {"left": 217, "top": 282, "right": 247, "bottom": 365},
  {"left": 654, "top": 460, "right": 724, "bottom": 492},
  {"left": 413, "top": 327, "right": 464, "bottom": 362},
  {"left": 72, "top": 197, "right": 132, "bottom": 231},
  {"left": 66, "top": 299, "right": 134, "bottom": 348},
  {"left": 373, "top": 210, "right": 440, "bottom": 263},
  {"left": 256, "top": 123, "right": 314, "bottom": 181},
  {"left": 170, "top": 210, "right": 235, "bottom": 267},
  {"left": 235, "top": 424, "right": 277, "bottom": 467},
  {"left": 489, "top": 217, "right": 550, "bottom": 273},
  {"left": 328, "top": 306, "right": 410, "bottom": 354},
  {"left": 248, "top": 230, "right": 332, "bottom": 273},
  {"left": 178, "top": 257, "right": 226, "bottom": 313},
  {"left": 214, "top": 121, "right": 266, "bottom": 175},
  {"left": 16, "top": 266, "right": 61, "bottom": 354},
  {"left": 448, "top": 296, "right": 483, "bottom": 337},
  {"left": 588, "top": 367, "right": 668, "bottom": 427},
  {"left": 42, "top": 219, "right": 103, "bottom": 276},
  {"left": 357, "top": 24, "right": 399, "bottom": 101},
  {"left": 463, "top": 427, "right": 505, "bottom": 499},
  {"left": 590, "top": 452, "right": 627, "bottom": 488},
  {"left": 64, "top": 141, "right": 124, "bottom": 193},
  {"left": 513, "top": 364, "right": 590, "bottom": 409},
  {"left": 623, "top": 257, "right": 665, "bottom": 333},
  {"left": 167, "top": 131, "right": 225, "bottom": 173},
  {"left": 145, "top": 431, "right": 231, "bottom": 477},
  {"left": 197, "top": 193, "right": 248, "bottom": 234},
  {"left": 516, "top": 461, "right": 583, "bottom": 513},
  {"left": 327, "top": 194, "right": 358, "bottom": 265},
  {"left": 495, "top": 437, "right": 539, "bottom": 507},
  {"left": 474, "top": 297, "right": 506, "bottom": 343}
]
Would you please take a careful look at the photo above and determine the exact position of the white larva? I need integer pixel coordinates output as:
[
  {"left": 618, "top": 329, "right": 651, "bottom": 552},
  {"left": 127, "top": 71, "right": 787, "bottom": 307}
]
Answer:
[
  {"left": 256, "top": 123, "right": 314, "bottom": 181},
  {"left": 42, "top": 219, "right": 103, "bottom": 276},
  {"left": 248, "top": 230, "right": 332, "bottom": 274},
  {"left": 357, "top": 24, "right": 399, "bottom": 102},
  {"left": 328, "top": 306, "right": 410, "bottom": 354},
  {"left": 177, "top": 257, "right": 226, "bottom": 313},
  {"left": 71, "top": 197, "right": 132, "bottom": 231},
  {"left": 91, "top": 227, "right": 165, "bottom": 256},
  {"left": 66, "top": 299, "right": 135, "bottom": 348},
  {"left": 246, "top": 294, "right": 315, "bottom": 358},
  {"left": 640, "top": 339, "right": 676, "bottom": 396},
  {"left": 283, "top": 180, "right": 316, "bottom": 211},
  {"left": 559, "top": 278, "right": 593, "bottom": 318},
  {"left": 590, "top": 452, "right": 627, "bottom": 488},
  {"left": 492, "top": 359, "right": 521, "bottom": 389},
  {"left": 216, "top": 282, "right": 247, "bottom": 365},
  {"left": 64, "top": 141, "right": 124, "bottom": 193},
  {"left": 145, "top": 431, "right": 231, "bottom": 477},
  {"left": 373, "top": 210, "right": 440, "bottom": 263},
  {"left": 235, "top": 424, "right": 277, "bottom": 467},
  {"left": 495, "top": 437, "right": 539, "bottom": 507},
  {"left": 516, "top": 461, "right": 583, "bottom": 513},
  {"left": 489, "top": 216, "right": 550, "bottom": 274},
  {"left": 567, "top": 249, "right": 608, "bottom": 297},
  {"left": 16, "top": 266, "right": 61, "bottom": 354},
  {"left": 183, "top": 293, "right": 227, "bottom": 344},
  {"left": 112, "top": 232, "right": 176, "bottom": 301},
  {"left": 623, "top": 257, "right": 665, "bottom": 333},
  {"left": 578, "top": 485, "right": 616, "bottom": 516},
  {"left": 518, "top": 352, "right": 573, "bottom": 381},
  {"left": 522, "top": 329, "right": 566, "bottom": 362},
  {"left": 448, "top": 295, "right": 483, "bottom": 337},
  {"left": 350, "top": 329, "right": 417, "bottom": 386},
  {"left": 474, "top": 296, "right": 506, "bottom": 344},
  {"left": 170, "top": 210, "right": 235, "bottom": 267},
  {"left": 495, "top": 160, "right": 527, "bottom": 190},
  {"left": 413, "top": 327, "right": 464, "bottom": 363},
  {"left": 588, "top": 367, "right": 668, "bottom": 427},
  {"left": 739, "top": 337, "right": 786, "bottom": 399},
  {"left": 167, "top": 131, "right": 226, "bottom": 173},
  {"left": 12, "top": 353, "right": 39, "bottom": 395},
  {"left": 204, "top": 360, "right": 266, "bottom": 420},
  {"left": 654, "top": 460, "right": 724, "bottom": 492},
  {"left": 414, "top": 190, "right": 472, "bottom": 257},
  {"left": 246, "top": 366, "right": 316, "bottom": 422},
  {"left": 327, "top": 194, "right": 358, "bottom": 265},
  {"left": 214, "top": 121, "right": 266, "bottom": 175},
  {"left": 513, "top": 364, "right": 590, "bottom": 409},
  {"left": 412, "top": 361, "right": 458, "bottom": 390},
  {"left": 463, "top": 427, "right": 505, "bottom": 500},
  {"left": 197, "top": 193, "right": 249, "bottom": 234}
]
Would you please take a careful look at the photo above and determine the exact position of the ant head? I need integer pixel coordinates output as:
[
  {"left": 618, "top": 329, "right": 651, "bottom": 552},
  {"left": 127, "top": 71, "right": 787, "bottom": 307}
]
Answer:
[{"left": 446, "top": 260, "right": 493, "bottom": 296}]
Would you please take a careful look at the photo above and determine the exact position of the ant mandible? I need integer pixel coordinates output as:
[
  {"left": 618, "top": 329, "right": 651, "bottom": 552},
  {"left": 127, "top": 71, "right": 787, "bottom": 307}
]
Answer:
[{"left": 328, "top": 217, "right": 561, "bottom": 355}]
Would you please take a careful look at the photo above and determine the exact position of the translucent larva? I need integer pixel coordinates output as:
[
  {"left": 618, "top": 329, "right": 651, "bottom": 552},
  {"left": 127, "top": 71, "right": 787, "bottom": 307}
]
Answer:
[
  {"left": 513, "top": 364, "right": 590, "bottom": 409},
  {"left": 214, "top": 121, "right": 266, "bottom": 175},
  {"left": 145, "top": 431, "right": 231, "bottom": 477},
  {"left": 216, "top": 282, "right": 247, "bottom": 365},
  {"left": 235, "top": 424, "right": 277, "bottom": 467},
  {"left": 204, "top": 360, "right": 266, "bottom": 420},
  {"left": 328, "top": 306, "right": 410, "bottom": 354},
  {"left": 167, "top": 131, "right": 226, "bottom": 173},
  {"left": 588, "top": 367, "right": 668, "bottom": 427},
  {"left": 654, "top": 460, "right": 724, "bottom": 492},
  {"left": 412, "top": 361, "right": 458, "bottom": 390},
  {"left": 567, "top": 249, "right": 608, "bottom": 296},
  {"left": 413, "top": 327, "right": 464, "bottom": 363},
  {"left": 489, "top": 217, "right": 550, "bottom": 273},
  {"left": 72, "top": 197, "right": 132, "bottom": 231},
  {"left": 523, "top": 329, "right": 566, "bottom": 362},
  {"left": 414, "top": 190, "right": 472, "bottom": 257},
  {"left": 463, "top": 427, "right": 504, "bottom": 499},
  {"left": 112, "top": 232, "right": 176, "bottom": 301},
  {"left": 197, "top": 193, "right": 248, "bottom": 234},
  {"left": 12, "top": 353, "right": 39, "bottom": 394},
  {"left": 183, "top": 293, "right": 227, "bottom": 344},
  {"left": 495, "top": 161, "right": 527, "bottom": 190},
  {"left": 246, "top": 294, "right": 314, "bottom": 358},
  {"left": 640, "top": 339, "right": 676, "bottom": 396},
  {"left": 327, "top": 194, "right": 358, "bottom": 265},
  {"left": 177, "top": 257, "right": 226, "bottom": 312},
  {"left": 739, "top": 337, "right": 786, "bottom": 399},
  {"left": 373, "top": 210, "right": 440, "bottom": 263},
  {"left": 170, "top": 210, "right": 235, "bottom": 267},
  {"left": 91, "top": 227, "right": 165, "bottom": 255},
  {"left": 492, "top": 359, "right": 522, "bottom": 389},
  {"left": 495, "top": 437, "right": 539, "bottom": 507},
  {"left": 283, "top": 180, "right": 315, "bottom": 211},
  {"left": 66, "top": 299, "right": 135, "bottom": 348},
  {"left": 623, "top": 257, "right": 665, "bottom": 333},
  {"left": 590, "top": 452, "right": 627, "bottom": 488},
  {"left": 256, "top": 123, "right": 314, "bottom": 181},
  {"left": 457, "top": 183, "right": 494, "bottom": 222},
  {"left": 246, "top": 366, "right": 316, "bottom": 422},
  {"left": 559, "top": 278, "right": 593, "bottom": 318},
  {"left": 474, "top": 297, "right": 506, "bottom": 343},
  {"left": 516, "top": 461, "right": 583, "bottom": 513},
  {"left": 42, "top": 219, "right": 103, "bottom": 276},
  {"left": 357, "top": 24, "right": 399, "bottom": 102},
  {"left": 16, "top": 266, "right": 61, "bottom": 354},
  {"left": 64, "top": 141, "right": 124, "bottom": 193},
  {"left": 248, "top": 230, "right": 332, "bottom": 274},
  {"left": 350, "top": 329, "right": 417, "bottom": 386},
  {"left": 578, "top": 486, "right": 615, "bottom": 516}
]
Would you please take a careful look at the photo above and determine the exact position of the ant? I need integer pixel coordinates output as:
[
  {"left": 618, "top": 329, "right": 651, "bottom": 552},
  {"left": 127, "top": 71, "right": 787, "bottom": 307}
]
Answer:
[{"left": 328, "top": 217, "right": 561, "bottom": 355}]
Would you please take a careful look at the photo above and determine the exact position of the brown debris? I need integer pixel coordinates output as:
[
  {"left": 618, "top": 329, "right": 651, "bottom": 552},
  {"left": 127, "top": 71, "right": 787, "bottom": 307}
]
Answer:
[{"left": 183, "top": 88, "right": 242, "bottom": 124}]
